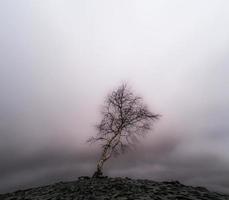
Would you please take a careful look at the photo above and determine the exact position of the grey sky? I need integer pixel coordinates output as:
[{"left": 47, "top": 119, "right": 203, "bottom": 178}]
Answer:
[{"left": 0, "top": 0, "right": 229, "bottom": 194}]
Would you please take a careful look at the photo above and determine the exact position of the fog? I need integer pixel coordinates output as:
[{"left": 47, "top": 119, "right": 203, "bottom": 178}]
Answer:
[{"left": 0, "top": 0, "right": 229, "bottom": 194}]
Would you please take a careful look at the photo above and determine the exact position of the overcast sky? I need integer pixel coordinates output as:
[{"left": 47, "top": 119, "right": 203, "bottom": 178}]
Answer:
[{"left": 1, "top": 0, "right": 229, "bottom": 194}]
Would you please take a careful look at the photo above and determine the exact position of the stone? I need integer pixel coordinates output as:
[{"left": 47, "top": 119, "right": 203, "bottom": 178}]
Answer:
[{"left": 0, "top": 177, "right": 228, "bottom": 200}]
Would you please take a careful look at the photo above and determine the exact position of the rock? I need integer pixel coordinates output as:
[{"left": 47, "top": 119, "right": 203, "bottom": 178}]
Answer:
[
  {"left": 78, "top": 176, "right": 90, "bottom": 180},
  {"left": 0, "top": 177, "right": 228, "bottom": 200}
]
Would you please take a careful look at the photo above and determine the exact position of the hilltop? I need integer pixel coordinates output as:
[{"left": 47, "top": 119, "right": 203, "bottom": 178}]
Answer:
[{"left": 1, "top": 176, "right": 229, "bottom": 200}]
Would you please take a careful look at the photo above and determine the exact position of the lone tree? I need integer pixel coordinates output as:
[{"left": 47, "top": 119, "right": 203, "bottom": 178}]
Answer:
[{"left": 88, "top": 83, "right": 160, "bottom": 178}]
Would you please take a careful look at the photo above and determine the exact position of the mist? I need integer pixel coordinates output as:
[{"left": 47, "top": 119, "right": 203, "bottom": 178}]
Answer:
[{"left": 0, "top": 0, "right": 229, "bottom": 194}]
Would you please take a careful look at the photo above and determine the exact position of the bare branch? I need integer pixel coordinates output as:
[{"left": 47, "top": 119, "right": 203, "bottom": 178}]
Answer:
[{"left": 88, "top": 83, "right": 160, "bottom": 177}]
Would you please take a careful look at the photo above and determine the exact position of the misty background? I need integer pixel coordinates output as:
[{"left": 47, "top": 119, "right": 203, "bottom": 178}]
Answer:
[{"left": 1, "top": 0, "right": 229, "bottom": 194}]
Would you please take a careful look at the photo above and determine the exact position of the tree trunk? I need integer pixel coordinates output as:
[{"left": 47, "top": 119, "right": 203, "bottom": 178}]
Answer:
[
  {"left": 92, "top": 145, "right": 111, "bottom": 178},
  {"left": 92, "top": 133, "right": 122, "bottom": 178},
  {"left": 92, "top": 160, "right": 104, "bottom": 178}
]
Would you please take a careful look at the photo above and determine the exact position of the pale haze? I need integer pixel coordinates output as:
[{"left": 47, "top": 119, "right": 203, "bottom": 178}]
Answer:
[{"left": 0, "top": 0, "right": 229, "bottom": 194}]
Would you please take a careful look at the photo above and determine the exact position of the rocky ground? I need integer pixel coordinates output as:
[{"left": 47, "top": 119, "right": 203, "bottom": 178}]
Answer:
[{"left": 1, "top": 176, "right": 229, "bottom": 200}]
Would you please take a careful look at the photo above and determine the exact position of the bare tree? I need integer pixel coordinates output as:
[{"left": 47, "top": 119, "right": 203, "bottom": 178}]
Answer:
[{"left": 88, "top": 83, "right": 160, "bottom": 178}]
